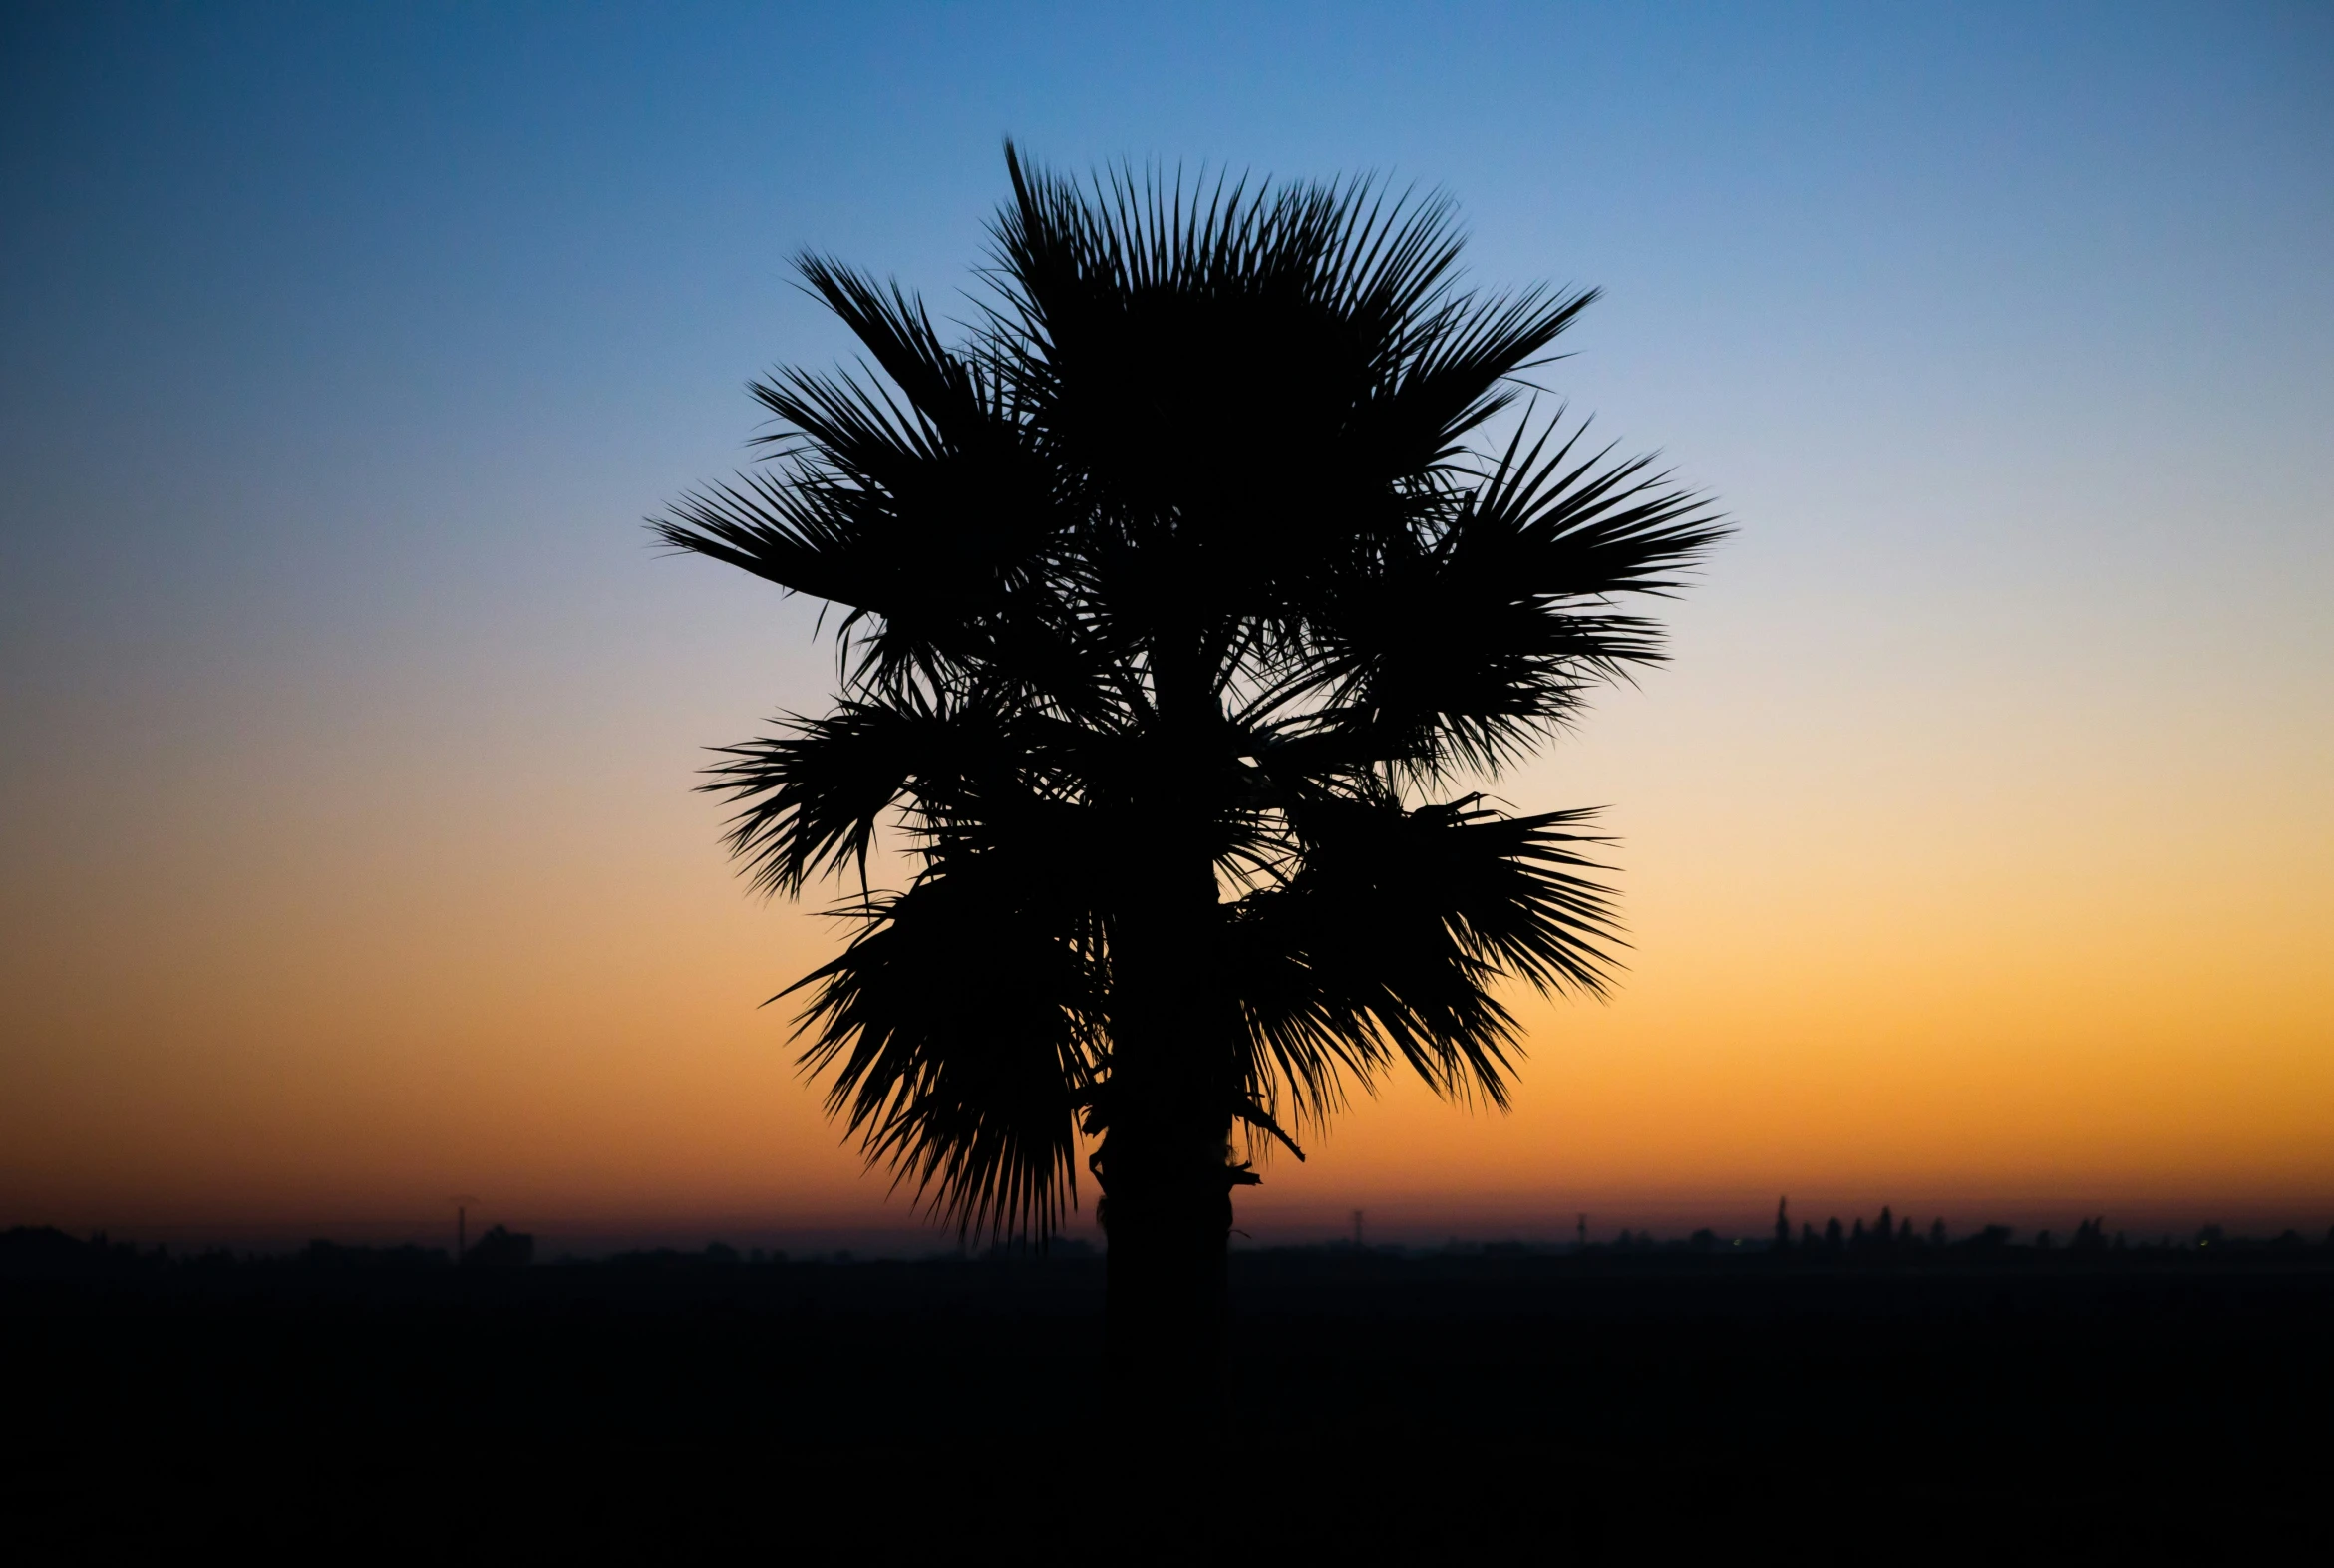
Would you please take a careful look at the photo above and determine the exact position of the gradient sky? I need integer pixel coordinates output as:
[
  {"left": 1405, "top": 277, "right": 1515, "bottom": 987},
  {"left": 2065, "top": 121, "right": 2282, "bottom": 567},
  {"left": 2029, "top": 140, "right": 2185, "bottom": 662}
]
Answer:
[{"left": 4, "top": 3, "right": 2328, "bottom": 1254}]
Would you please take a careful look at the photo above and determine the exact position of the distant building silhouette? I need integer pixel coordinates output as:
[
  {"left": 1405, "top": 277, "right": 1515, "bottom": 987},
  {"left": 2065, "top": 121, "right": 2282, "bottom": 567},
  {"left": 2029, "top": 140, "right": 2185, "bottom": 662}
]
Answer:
[{"left": 462, "top": 1225, "right": 534, "bottom": 1266}]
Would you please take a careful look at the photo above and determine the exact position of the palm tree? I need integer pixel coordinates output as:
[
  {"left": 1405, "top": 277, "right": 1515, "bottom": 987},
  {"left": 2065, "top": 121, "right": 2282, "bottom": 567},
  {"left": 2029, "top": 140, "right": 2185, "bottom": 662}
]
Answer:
[{"left": 657, "top": 145, "right": 1722, "bottom": 1388}]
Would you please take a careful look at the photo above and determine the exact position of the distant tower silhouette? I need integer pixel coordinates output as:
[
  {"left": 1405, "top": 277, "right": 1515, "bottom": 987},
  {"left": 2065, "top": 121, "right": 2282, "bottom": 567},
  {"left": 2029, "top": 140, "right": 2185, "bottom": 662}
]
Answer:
[
  {"left": 451, "top": 1195, "right": 481, "bottom": 1262},
  {"left": 1577, "top": 1213, "right": 1588, "bottom": 1250},
  {"left": 1352, "top": 1209, "right": 1364, "bottom": 1251},
  {"left": 1775, "top": 1196, "right": 1791, "bottom": 1251}
]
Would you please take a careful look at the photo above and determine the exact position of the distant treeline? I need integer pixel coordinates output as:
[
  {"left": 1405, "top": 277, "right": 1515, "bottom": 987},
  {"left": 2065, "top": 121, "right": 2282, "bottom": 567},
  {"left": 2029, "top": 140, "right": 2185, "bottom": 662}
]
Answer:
[
  {"left": 0, "top": 1224, "right": 528, "bottom": 1277},
  {"left": 8, "top": 1217, "right": 2332, "bottom": 1278},
  {"left": 0, "top": 1226, "right": 1078, "bottom": 1276}
]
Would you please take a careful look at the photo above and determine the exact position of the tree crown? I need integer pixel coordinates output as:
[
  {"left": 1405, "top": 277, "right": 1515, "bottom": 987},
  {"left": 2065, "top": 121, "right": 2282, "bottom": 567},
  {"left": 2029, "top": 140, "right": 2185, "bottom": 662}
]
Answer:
[{"left": 659, "top": 146, "right": 1725, "bottom": 1240}]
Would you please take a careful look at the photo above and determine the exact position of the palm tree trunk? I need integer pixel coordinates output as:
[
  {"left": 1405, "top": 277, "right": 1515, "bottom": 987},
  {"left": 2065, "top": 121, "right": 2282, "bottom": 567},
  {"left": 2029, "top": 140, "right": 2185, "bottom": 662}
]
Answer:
[
  {"left": 1099, "top": 1118, "right": 1232, "bottom": 1411},
  {"left": 1098, "top": 839, "right": 1240, "bottom": 1416}
]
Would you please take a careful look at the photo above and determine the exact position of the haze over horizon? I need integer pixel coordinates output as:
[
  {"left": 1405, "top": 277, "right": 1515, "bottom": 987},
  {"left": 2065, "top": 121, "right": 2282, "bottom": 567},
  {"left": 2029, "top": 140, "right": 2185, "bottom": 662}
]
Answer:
[{"left": 4, "top": 4, "right": 2329, "bottom": 1256}]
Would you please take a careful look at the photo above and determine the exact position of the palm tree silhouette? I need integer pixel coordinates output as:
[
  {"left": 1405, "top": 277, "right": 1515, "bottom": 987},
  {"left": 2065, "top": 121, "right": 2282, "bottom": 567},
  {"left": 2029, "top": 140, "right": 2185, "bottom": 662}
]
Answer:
[{"left": 658, "top": 145, "right": 1722, "bottom": 1386}]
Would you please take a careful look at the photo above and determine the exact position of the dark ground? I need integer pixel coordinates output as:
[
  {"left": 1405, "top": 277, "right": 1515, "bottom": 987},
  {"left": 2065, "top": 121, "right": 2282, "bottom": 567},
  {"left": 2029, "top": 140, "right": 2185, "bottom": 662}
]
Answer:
[{"left": 6, "top": 1238, "right": 2328, "bottom": 1561}]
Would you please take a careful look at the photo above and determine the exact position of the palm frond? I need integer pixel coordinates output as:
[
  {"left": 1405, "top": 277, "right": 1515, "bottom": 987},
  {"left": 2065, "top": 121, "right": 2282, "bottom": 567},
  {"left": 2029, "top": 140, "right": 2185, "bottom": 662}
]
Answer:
[
  {"left": 1271, "top": 410, "right": 1727, "bottom": 776},
  {"left": 1224, "top": 796, "right": 1621, "bottom": 1124},
  {"left": 702, "top": 695, "right": 965, "bottom": 897},
  {"left": 787, "top": 857, "right": 1106, "bottom": 1243}
]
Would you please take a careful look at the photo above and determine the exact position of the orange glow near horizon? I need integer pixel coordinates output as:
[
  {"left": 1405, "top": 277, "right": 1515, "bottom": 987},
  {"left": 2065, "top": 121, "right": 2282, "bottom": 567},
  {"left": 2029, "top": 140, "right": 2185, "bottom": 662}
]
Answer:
[{"left": 6, "top": 592, "right": 2326, "bottom": 1252}]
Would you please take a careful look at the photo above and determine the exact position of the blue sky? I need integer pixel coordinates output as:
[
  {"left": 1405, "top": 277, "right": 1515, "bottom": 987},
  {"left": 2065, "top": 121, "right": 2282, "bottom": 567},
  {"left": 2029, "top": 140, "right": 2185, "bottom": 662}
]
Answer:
[
  {"left": 7, "top": 3, "right": 2326, "bottom": 703},
  {"left": 9, "top": 4, "right": 2326, "bottom": 621}
]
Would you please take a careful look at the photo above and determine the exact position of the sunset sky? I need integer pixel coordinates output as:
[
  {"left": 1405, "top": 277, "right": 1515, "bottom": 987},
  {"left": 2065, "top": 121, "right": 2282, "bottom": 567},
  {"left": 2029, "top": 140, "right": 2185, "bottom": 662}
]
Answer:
[{"left": 4, "top": 3, "right": 2328, "bottom": 1255}]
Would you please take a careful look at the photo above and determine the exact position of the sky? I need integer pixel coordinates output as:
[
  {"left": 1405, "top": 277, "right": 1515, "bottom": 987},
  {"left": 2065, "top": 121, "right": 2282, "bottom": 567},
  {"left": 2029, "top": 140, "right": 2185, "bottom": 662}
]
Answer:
[{"left": 3, "top": 2, "right": 2328, "bottom": 1255}]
